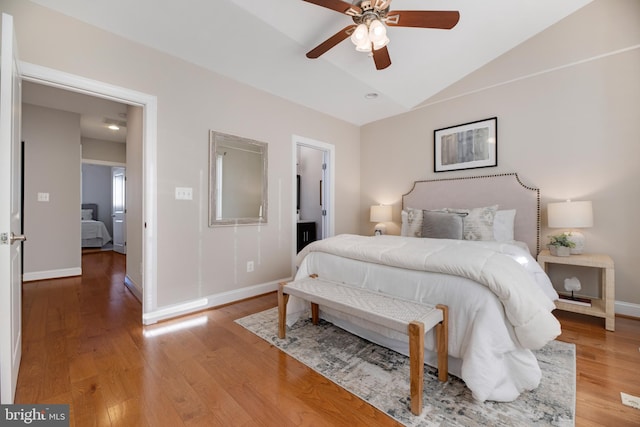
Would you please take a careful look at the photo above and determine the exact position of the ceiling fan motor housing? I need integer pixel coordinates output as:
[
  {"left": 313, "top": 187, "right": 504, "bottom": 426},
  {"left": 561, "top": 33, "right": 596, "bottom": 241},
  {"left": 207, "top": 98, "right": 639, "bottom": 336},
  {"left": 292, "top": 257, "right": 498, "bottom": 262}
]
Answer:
[{"left": 350, "top": 0, "right": 391, "bottom": 24}]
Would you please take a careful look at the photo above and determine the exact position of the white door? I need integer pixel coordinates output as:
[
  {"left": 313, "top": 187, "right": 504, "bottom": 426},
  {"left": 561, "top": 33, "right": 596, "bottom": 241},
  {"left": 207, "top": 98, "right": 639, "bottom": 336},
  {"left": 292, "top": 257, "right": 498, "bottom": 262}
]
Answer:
[
  {"left": 0, "top": 13, "right": 23, "bottom": 404},
  {"left": 112, "top": 166, "right": 126, "bottom": 254}
]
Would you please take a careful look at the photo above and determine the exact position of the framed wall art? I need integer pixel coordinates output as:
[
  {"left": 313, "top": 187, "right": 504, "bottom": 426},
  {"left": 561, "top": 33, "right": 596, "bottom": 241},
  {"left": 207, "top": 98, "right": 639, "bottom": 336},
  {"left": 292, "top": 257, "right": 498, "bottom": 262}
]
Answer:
[{"left": 434, "top": 117, "right": 497, "bottom": 172}]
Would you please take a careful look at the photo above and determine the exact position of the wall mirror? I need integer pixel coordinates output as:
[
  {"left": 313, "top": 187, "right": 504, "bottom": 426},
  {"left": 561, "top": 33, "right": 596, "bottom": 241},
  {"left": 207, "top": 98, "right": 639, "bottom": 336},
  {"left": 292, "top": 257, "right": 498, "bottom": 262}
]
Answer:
[{"left": 209, "top": 131, "right": 268, "bottom": 226}]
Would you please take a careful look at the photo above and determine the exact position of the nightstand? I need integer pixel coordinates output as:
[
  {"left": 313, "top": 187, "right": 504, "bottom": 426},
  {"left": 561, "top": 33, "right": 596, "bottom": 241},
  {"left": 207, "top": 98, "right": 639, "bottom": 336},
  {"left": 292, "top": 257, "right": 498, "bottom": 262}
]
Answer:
[{"left": 537, "top": 249, "right": 615, "bottom": 331}]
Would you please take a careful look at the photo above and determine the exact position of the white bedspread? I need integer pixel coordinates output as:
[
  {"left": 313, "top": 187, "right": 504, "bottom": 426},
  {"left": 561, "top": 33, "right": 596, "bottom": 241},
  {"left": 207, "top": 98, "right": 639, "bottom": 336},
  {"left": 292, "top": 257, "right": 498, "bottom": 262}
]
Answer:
[
  {"left": 297, "top": 234, "right": 559, "bottom": 349},
  {"left": 291, "top": 234, "right": 561, "bottom": 402},
  {"left": 81, "top": 220, "right": 112, "bottom": 244}
]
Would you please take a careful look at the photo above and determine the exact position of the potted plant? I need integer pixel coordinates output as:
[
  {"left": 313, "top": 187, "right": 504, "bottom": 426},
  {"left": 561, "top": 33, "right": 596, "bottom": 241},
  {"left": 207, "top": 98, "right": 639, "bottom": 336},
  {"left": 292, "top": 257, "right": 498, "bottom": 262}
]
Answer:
[{"left": 547, "top": 233, "right": 576, "bottom": 257}]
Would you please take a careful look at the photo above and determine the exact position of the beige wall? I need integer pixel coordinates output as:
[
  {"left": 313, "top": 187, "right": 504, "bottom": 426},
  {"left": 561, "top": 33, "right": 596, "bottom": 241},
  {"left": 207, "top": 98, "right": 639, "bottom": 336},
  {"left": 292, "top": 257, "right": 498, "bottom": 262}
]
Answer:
[
  {"left": 22, "top": 103, "right": 81, "bottom": 277},
  {"left": 81, "top": 137, "right": 126, "bottom": 164},
  {"left": 361, "top": 0, "right": 640, "bottom": 309},
  {"left": 5, "top": 1, "right": 361, "bottom": 313}
]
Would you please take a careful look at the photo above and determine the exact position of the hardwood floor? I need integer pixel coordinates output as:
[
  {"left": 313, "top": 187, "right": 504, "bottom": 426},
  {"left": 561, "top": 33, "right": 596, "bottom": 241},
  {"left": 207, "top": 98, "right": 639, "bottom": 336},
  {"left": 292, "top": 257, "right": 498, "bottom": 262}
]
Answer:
[{"left": 15, "top": 251, "right": 640, "bottom": 426}]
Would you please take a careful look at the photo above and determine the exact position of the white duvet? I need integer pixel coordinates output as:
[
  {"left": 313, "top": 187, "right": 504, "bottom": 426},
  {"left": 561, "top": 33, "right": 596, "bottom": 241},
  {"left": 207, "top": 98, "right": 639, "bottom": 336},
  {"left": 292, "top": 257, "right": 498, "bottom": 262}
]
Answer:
[{"left": 291, "top": 234, "right": 561, "bottom": 402}]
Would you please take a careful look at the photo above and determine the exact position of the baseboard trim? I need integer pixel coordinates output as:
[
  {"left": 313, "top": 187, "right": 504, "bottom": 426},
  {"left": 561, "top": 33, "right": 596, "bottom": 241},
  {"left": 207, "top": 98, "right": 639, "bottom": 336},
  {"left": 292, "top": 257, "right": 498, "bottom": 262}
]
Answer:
[
  {"left": 23, "top": 267, "right": 82, "bottom": 282},
  {"left": 124, "top": 275, "right": 142, "bottom": 302},
  {"left": 615, "top": 300, "right": 640, "bottom": 319},
  {"left": 142, "top": 278, "right": 287, "bottom": 325}
]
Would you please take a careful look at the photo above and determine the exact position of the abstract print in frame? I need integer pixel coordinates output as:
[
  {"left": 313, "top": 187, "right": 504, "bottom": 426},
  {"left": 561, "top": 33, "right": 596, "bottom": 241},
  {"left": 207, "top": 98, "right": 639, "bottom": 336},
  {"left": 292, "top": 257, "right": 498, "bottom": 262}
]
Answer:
[{"left": 434, "top": 117, "right": 497, "bottom": 172}]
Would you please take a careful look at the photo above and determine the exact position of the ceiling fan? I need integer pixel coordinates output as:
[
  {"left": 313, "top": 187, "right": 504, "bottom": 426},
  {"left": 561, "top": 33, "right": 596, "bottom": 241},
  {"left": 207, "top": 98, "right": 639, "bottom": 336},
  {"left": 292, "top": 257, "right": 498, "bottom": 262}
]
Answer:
[{"left": 303, "top": 0, "right": 460, "bottom": 70}]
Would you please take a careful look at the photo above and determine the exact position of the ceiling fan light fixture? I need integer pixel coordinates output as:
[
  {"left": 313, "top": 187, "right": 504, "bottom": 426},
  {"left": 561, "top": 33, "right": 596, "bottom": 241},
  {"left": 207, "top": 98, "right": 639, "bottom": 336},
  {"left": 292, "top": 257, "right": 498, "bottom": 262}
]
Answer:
[
  {"left": 350, "top": 23, "right": 369, "bottom": 46},
  {"left": 372, "top": 36, "right": 389, "bottom": 50},
  {"left": 355, "top": 40, "right": 372, "bottom": 52},
  {"left": 368, "top": 19, "right": 387, "bottom": 43}
]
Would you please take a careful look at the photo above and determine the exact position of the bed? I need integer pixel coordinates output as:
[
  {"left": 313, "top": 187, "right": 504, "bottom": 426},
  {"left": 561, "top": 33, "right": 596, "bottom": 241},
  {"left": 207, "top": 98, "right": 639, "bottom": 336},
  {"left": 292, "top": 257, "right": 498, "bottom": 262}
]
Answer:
[
  {"left": 288, "top": 173, "right": 561, "bottom": 403},
  {"left": 81, "top": 203, "right": 112, "bottom": 248}
]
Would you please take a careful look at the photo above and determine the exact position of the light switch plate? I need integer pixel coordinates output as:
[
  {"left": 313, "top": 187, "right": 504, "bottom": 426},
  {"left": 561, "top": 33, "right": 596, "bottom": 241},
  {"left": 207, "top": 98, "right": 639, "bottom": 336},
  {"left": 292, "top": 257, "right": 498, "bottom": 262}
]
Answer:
[{"left": 175, "top": 187, "right": 193, "bottom": 200}]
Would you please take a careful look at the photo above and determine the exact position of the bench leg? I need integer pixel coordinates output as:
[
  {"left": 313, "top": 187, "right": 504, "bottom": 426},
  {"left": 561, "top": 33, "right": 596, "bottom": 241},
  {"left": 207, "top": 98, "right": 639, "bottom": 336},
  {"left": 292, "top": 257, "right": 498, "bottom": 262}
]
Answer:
[
  {"left": 277, "top": 282, "right": 289, "bottom": 339},
  {"left": 311, "top": 302, "right": 319, "bottom": 325},
  {"left": 436, "top": 304, "right": 449, "bottom": 382},
  {"left": 408, "top": 320, "right": 425, "bottom": 415}
]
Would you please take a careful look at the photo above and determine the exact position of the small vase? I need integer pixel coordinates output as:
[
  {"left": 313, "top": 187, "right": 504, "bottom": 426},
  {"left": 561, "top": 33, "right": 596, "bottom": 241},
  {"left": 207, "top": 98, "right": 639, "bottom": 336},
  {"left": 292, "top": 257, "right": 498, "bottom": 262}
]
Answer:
[{"left": 549, "top": 245, "right": 571, "bottom": 257}]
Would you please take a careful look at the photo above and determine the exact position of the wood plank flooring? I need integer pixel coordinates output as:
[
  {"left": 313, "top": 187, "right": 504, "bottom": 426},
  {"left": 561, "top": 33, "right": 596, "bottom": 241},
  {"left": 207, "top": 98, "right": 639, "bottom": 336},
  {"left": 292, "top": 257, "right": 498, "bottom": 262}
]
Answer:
[{"left": 15, "top": 251, "right": 640, "bottom": 426}]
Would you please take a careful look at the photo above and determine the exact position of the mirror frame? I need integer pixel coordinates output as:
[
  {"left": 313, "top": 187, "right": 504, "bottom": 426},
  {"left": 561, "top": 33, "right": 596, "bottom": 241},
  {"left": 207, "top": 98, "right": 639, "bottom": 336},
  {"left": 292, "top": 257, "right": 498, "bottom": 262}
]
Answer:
[{"left": 208, "top": 131, "right": 268, "bottom": 227}]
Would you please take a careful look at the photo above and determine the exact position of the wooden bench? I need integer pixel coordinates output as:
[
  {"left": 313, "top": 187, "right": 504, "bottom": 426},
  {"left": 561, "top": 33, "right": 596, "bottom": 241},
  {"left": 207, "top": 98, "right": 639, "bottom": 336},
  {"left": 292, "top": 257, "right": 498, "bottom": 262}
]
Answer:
[{"left": 278, "top": 274, "right": 448, "bottom": 415}]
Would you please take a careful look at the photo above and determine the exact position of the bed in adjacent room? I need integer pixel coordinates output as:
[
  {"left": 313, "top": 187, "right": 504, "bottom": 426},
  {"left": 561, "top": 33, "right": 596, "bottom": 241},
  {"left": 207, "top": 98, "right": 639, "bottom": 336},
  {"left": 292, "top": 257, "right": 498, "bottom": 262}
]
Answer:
[
  {"left": 81, "top": 203, "right": 112, "bottom": 248},
  {"left": 288, "top": 173, "right": 560, "bottom": 403}
]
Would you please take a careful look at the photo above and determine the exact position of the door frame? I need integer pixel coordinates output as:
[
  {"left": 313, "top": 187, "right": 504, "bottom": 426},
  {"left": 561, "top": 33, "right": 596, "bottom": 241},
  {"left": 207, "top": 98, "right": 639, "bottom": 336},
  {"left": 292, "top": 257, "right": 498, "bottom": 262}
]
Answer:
[
  {"left": 292, "top": 135, "right": 335, "bottom": 270},
  {"left": 20, "top": 62, "right": 158, "bottom": 323}
]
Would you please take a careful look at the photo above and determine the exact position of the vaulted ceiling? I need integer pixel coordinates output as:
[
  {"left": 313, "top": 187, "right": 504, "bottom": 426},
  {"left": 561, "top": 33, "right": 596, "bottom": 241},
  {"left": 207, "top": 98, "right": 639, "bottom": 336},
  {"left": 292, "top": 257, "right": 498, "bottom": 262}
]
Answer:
[{"left": 28, "top": 0, "right": 592, "bottom": 127}]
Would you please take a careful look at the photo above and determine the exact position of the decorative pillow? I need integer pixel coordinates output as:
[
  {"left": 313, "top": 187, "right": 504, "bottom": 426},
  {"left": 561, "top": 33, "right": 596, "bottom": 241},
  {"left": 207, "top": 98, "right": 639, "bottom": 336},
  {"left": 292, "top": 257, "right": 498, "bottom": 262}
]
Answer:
[
  {"left": 447, "top": 205, "right": 498, "bottom": 241},
  {"left": 493, "top": 209, "right": 516, "bottom": 242},
  {"left": 401, "top": 208, "right": 423, "bottom": 237},
  {"left": 421, "top": 211, "right": 464, "bottom": 239},
  {"left": 81, "top": 209, "right": 93, "bottom": 220}
]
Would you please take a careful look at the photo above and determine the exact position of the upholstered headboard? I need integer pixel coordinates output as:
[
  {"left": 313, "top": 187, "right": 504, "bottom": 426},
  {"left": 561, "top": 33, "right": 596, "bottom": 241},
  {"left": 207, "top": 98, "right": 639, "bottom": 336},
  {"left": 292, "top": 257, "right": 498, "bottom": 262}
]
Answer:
[
  {"left": 402, "top": 173, "right": 540, "bottom": 255},
  {"left": 81, "top": 203, "right": 98, "bottom": 221}
]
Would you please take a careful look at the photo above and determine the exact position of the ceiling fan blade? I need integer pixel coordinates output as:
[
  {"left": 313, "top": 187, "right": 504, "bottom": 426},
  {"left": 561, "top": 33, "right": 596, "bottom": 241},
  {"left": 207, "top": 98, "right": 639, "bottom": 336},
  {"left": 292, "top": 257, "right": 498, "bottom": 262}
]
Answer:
[
  {"left": 303, "top": 0, "right": 362, "bottom": 16},
  {"left": 306, "top": 25, "right": 356, "bottom": 59},
  {"left": 385, "top": 11, "right": 460, "bottom": 29},
  {"left": 372, "top": 46, "right": 391, "bottom": 70}
]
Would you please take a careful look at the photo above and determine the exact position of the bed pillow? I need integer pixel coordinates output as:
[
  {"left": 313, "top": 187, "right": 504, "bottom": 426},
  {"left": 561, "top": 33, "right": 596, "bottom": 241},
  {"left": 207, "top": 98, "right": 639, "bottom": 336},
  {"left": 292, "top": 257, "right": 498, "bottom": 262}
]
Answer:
[
  {"left": 447, "top": 205, "right": 498, "bottom": 241},
  {"left": 401, "top": 208, "right": 423, "bottom": 237},
  {"left": 81, "top": 209, "right": 93, "bottom": 220},
  {"left": 421, "top": 210, "right": 464, "bottom": 239},
  {"left": 493, "top": 209, "right": 516, "bottom": 242}
]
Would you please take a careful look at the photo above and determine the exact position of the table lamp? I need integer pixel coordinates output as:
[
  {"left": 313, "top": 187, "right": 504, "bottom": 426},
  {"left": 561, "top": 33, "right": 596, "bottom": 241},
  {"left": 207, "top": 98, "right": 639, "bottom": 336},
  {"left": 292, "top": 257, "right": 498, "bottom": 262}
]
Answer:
[
  {"left": 547, "top": 200, "right": 593, "bottom": 254},
  {"left": 370, "top": 205, "right": 392, "bottom": 236}
]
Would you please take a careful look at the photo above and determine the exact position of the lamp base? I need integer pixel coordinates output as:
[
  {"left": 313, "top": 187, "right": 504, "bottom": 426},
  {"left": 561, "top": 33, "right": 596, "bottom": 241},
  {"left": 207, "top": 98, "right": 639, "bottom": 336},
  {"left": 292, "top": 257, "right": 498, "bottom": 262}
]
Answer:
[
  {"left": 374, "top": 223, "right": 387, "bottom": 236},
  {"left": 565, "top": 231, "right": 585, "bottom": 254}
]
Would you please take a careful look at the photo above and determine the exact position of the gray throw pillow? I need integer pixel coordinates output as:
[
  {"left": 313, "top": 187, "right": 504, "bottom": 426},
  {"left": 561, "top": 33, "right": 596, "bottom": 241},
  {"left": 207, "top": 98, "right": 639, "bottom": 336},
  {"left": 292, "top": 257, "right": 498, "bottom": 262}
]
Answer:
[{"left": 421, "top": 210, "right": 465, "bottom": 239}]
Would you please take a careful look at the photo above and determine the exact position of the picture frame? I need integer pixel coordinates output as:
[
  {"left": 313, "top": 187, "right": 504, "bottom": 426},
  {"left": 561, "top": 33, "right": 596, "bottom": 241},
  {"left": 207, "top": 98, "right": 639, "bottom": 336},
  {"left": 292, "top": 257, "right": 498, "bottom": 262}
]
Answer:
[{"left": 434, "top": 117, "right": 497, "bottom": 172}]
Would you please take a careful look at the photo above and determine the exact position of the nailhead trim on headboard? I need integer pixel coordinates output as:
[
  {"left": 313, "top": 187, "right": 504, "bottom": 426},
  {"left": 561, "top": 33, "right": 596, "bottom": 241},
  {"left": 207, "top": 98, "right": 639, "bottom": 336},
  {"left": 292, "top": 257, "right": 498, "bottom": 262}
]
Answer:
[{"left": 402, "top": 173, "right": 540, "bottom": 254}]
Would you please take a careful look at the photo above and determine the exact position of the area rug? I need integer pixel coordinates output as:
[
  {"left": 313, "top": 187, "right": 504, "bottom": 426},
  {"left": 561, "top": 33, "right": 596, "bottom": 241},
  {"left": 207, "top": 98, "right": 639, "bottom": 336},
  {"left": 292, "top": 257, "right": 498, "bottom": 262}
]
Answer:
[{"left": 236, "top": 307, "right": 575, "bottom": 427}]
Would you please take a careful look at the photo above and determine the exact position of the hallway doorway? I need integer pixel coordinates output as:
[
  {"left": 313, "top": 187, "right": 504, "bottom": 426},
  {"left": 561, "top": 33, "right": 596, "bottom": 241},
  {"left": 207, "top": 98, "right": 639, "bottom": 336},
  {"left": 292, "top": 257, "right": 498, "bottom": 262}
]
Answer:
[{"left": 20, "top": 61, "right": 157, "bottom": 322}]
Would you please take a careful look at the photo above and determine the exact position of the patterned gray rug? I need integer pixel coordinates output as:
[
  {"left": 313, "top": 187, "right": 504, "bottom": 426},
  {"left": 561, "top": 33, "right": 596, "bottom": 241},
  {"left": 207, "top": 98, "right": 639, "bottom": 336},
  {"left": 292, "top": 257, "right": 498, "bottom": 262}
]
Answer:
[{"left": 236, "top": 307, "right": 576, "bottom": 427}]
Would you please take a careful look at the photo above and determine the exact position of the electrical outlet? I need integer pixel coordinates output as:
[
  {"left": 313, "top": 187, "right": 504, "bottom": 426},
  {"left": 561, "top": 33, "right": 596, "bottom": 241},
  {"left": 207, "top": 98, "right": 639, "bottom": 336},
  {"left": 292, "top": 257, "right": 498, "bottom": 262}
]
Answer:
[
  {"left": 37, "top": 192, "right": 49, "bottom": 202},
  {"left": 247, "top": 261, "right": 254, "bottom": 272}
]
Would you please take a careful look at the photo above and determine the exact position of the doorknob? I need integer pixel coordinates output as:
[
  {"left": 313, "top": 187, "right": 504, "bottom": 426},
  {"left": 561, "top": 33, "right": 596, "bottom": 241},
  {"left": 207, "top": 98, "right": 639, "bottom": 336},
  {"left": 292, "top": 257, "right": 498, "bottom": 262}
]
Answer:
[{"left": 9, "top": 232, "right": 26, "bottom": 244}]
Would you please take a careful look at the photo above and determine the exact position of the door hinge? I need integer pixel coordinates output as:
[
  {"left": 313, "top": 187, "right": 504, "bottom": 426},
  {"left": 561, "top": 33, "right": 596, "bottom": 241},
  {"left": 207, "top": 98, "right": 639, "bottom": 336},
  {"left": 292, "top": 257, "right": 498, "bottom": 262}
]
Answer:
[
  {"left": 322, "top": 163, "right": 327, "bottom": 170},
  {"left": 322, "top": 210, "right": 327, "bottom": 216},
  {"left": 0, "top": 233, "right": 8, "bottom": 245}
]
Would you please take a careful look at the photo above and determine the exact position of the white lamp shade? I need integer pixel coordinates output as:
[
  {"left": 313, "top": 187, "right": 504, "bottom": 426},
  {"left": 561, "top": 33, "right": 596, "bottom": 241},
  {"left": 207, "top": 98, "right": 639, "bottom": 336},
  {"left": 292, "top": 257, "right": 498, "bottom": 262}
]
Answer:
[
  {"left": 355, "top": 39, "right": 372, "bottom": 52},
  {"left": 368, "top": 19, "right": 387, "bottom": 43},
  {"left": 350, "top": 23, "right": 369, "bottom": 45},
  {"left": 370, "top": 205, "right": 392, "bottom": 223},
  {"left": 372, "top": 36, "right": 389, "bottom": 50},
  {"left": 547, "top": 200, "right": 593, "bottom": 228}
]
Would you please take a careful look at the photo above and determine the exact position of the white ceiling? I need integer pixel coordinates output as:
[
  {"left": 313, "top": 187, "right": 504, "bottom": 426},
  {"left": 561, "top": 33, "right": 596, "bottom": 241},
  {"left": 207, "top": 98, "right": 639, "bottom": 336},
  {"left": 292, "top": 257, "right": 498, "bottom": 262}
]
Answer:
[
  {"left": 27, "top": 0, "right": 592, "bottom": 128},
  {"left": 22, "top": 80, "right": 128, "bottom": 143}
]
